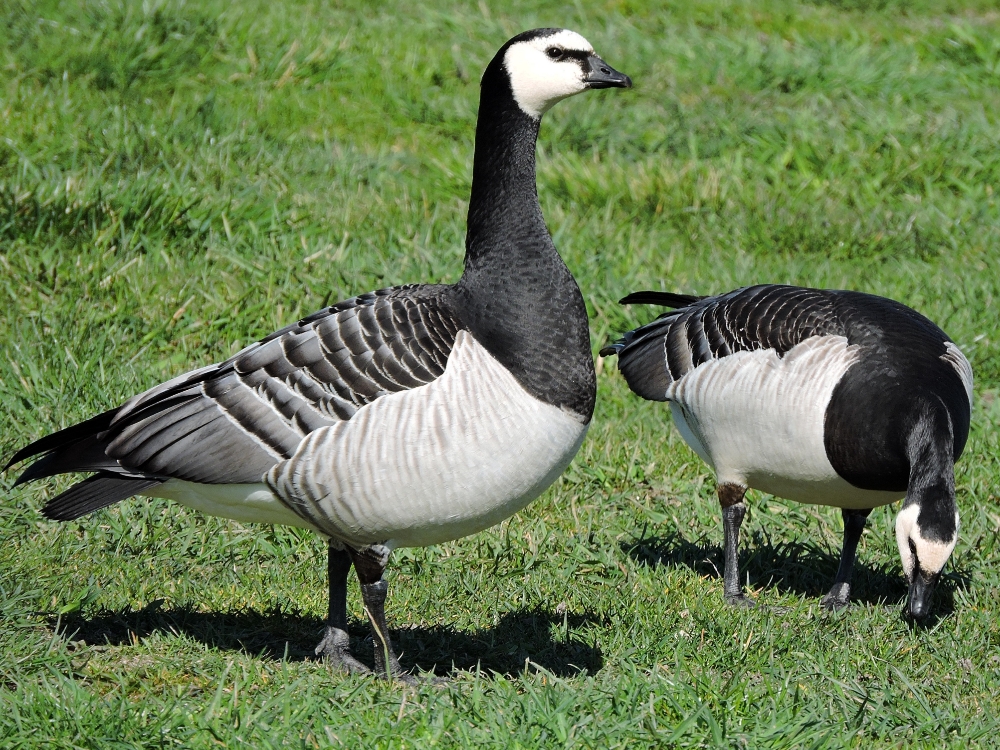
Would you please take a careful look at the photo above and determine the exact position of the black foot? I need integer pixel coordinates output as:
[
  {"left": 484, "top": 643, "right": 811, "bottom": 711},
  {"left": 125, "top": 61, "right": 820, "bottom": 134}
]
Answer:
[
  {"left": 820, "top": 583, "right": 851, "bottom": 612},
  {"left": 410, "top": 669, "right": 448, "bottom": 687},
  {"left": 725, "top": 594, "right": 757, "bottom": 608},
  {"left": 315, "top": 626, "right": 372, "bottom": 675},
  {"left": 370, "top": 641, "right": 430, "bottom": 686}
]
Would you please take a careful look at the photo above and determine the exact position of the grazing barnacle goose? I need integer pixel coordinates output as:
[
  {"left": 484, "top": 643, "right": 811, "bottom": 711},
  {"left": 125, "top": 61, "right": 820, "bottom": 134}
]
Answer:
[
  {"left": 5, "top": 29, "right": 631, "bottom": 682},
  {"left": 601, "top": 285, "right": 972, "bottom": 619}
]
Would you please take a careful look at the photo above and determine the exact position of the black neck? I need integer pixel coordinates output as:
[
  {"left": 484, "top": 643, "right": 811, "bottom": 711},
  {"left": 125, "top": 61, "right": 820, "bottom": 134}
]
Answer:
[
  {"left": 452, "top": 60, "right": 595, "bottom": 420},
  {"left": 905, "top": 396, "right": 958, "bottom": 543},
  {"left": 463, "top": 88, "right": 547, "bottom": 269}
]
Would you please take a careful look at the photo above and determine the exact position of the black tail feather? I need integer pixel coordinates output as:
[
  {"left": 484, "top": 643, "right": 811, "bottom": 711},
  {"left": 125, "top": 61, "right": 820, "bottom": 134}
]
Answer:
[
  {"left": 4, "top": 408, "right": 119, "bottom": 472},
  {"left": 41, "top": 473, "right": 163, "bottom": 521},
  {"left": 12, "top": 435, "right": 123, "bottom": 488},
  {"left": 619, "top": 291, "right": 703, "bottom": 308},
  {"left": 602, "top": 290, "right": 699, "bottom": 358}
]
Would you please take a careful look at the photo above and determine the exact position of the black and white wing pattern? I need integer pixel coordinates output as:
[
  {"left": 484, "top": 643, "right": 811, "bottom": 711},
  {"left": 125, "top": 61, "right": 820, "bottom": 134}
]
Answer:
[
  {"left": 603, "top": 283, "right": 973, "bottom": 496},
  {"left": 9, "top": 284, "right": 463, "bottom": 515},
  {"left": 601, "top": 285, "right": 844, "bottom": 401}
]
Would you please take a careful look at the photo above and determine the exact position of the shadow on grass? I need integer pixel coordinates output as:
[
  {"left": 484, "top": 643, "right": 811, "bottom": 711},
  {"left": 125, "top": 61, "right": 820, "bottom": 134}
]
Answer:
[
  {"left": 53, "top": 604, "right": 602, "bottom": 678},
  {"left": 622, "top": 528, "right": 969, "bottom": 618}
]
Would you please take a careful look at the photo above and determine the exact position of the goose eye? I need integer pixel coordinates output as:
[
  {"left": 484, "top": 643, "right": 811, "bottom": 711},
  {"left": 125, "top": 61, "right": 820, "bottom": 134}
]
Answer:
[{"left": 546, "top": 47, "right": 562, "bottom": 59}]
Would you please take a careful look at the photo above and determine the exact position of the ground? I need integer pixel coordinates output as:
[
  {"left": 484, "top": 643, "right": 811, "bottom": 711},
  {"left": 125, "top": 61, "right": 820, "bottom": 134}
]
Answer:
[{"left": 1, "top": 0, "right": 999, "bottom": 747}]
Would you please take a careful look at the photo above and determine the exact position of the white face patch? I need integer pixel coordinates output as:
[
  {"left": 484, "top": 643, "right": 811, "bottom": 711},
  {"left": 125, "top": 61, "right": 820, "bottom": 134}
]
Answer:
[
  {"left": 503, "top": 30, "right": 595, "bottom": 118},
  {"left": 895, "top": 503, "right": 959, "bottom": 580}
]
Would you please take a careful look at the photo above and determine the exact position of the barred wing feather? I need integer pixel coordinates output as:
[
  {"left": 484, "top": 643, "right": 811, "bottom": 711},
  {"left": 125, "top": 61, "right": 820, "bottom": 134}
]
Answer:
[
  {"left": 9, "top": 285, "right": 462, "bottom": 492},
  {"left": 605, "top": 285, "right": 844, "bottom": 399}
]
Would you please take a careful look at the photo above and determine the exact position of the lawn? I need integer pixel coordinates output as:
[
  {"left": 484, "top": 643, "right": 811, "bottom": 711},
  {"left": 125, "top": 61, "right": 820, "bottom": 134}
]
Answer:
[{"left": 2, "top": 0, "right": 999, "bottom": 747}]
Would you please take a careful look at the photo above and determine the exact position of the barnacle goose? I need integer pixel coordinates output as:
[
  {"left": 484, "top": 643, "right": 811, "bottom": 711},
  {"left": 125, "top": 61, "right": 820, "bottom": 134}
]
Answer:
[
  {"left": 6, "top": 29, "right": 631, "bottom": 682},
  {"left": 601, "top": 285, "right": 972, "bottom": 619}
]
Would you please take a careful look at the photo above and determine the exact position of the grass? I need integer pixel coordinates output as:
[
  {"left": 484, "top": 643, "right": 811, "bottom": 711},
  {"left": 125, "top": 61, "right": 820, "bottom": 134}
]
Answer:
[{"left": 2, "top": 0, "right": 1000, "bottom": 746}]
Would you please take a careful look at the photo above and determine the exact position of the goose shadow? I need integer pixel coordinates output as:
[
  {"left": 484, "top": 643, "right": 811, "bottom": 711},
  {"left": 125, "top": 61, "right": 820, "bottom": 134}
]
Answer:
[
  {"left": 53, "top": 603, "right": 602, "bottom": 678},
  {"left": 621, "top": 528, "right": 969, "bottom": 617}
]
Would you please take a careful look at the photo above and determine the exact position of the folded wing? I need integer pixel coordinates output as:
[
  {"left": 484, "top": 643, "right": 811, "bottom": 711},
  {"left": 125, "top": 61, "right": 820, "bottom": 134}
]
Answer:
[
  {"left": 603, "top": 285, "right": 844, "bottom": 400},
  {"left": 8, "top": 285, "right": 462, "bottom": 517}
]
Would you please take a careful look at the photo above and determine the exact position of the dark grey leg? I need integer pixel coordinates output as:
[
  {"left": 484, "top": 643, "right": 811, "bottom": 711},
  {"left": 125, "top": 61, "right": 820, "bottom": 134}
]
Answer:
[
  {"left": 719, "top": 482, "right": 754, "bottom": 607},
  {"left": 820, "top": 507, "right": 872, "bottom": 611},
  {"left": 348, "top": 545, "right": 417, "bottom": 685},
  {"left": 315, "top": 543, "right": 371, "bottom": 674}
]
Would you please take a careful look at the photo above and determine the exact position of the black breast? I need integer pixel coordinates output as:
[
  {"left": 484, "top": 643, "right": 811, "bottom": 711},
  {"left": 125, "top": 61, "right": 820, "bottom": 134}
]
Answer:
[{"left": 822, "top": 291, "right": 971, "bottom": 492}]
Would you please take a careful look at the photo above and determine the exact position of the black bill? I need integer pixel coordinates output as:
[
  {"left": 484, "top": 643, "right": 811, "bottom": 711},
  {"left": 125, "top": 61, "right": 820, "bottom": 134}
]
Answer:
[
  {"left": 584, "top": 55, "right": 632, "bottom": 89},
  {"left": 907, "top": 571, "right": 939, "bottom": 620}
]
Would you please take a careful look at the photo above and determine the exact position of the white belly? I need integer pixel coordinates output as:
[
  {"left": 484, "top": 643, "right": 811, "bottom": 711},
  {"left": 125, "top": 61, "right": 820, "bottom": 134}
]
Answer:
[
  {"left": 667, "top": 335, "right": 903, "bottom": 509},
  {"left": 266, "top": 330, "right": 589, "bottom": 548},
  {"left": 145, "top": 480, "right": 319, "bottom": 530}
]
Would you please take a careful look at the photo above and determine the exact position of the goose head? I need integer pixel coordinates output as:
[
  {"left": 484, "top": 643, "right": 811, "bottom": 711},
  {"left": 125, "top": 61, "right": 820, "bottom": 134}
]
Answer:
[
  {"left": 895, "top": 502, "right": 959, "bottom": 620},
  {"left": 495, "top": 28, "right": 632, "bottom": 119}
]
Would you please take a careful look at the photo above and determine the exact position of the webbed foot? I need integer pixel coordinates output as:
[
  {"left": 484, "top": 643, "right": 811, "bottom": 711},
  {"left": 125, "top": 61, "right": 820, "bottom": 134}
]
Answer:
[
  {"left": 725, "top": 593, "right": 757, "bottom": 608},
  {"left": 315, "top": 625, "right": 372, "bottom": 675},
  {"left": 820, "top": 582, "right": 851, "bottom": 612}
]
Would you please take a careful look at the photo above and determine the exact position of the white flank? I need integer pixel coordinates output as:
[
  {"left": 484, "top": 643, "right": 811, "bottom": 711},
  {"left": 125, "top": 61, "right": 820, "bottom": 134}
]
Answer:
[
  {"left": 667, "top": 335, "right": 904, "bottom": 508},
  {"left": 266, "top": 330, "right": 589, "bottom": 548},
  {"left": 504, "top": 30, "right": 594, "bottom": 118},
  {"left": 144, "top": 480, "right": 318, "bottom": 530},
  {"left": 942, "top": 341, "right": 974, "bottom": 408},
  {"left": 895, "top": 503, "right": 959, "bottom": 578}
]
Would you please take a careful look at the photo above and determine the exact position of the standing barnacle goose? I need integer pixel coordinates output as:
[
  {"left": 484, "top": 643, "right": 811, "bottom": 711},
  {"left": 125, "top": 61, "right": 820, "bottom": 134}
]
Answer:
[
  {"left": 5, "top": 29, "right": 631, "bottom": 682},
  {"left": 601, "top": 285, "right": 972, "bottom": 619}
]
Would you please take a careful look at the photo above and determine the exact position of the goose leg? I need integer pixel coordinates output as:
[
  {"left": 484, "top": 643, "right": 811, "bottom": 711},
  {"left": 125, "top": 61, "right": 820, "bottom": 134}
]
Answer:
[
  {"left": 315, "top": 543, "right": 372, "bottom": 674},
  {"left": 820, "top": 508, "right": 872, "bottom": 611},
  {"left": 348, "top": 545, "right": 417, "bottom": 685},
  {"left": 718, "top": 482, "right": 754, "bottom": 607}
]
